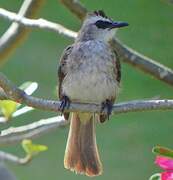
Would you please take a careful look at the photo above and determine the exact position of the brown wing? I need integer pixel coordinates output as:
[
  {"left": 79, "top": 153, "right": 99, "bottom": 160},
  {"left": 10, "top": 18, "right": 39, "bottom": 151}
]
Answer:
[
  {"left": 99, "top": 49, "right": 121, "bottom": 123},
  {"left": 113, "top": 49, "right": 121, "bottom": 83},
  {"left": 58, "top": 45, "right": 74, "bottom": 120}
]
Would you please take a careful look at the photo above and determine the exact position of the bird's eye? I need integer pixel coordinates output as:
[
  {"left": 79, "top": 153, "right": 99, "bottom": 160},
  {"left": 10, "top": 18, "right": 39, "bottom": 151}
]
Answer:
[{"left": 95, "top": 20, "right": 112, "bottom": 29}]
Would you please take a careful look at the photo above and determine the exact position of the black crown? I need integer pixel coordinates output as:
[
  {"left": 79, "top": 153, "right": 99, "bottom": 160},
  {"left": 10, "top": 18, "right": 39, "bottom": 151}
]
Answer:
[{"left": 93, "top": 10, "right": 108, "bottom": 19}]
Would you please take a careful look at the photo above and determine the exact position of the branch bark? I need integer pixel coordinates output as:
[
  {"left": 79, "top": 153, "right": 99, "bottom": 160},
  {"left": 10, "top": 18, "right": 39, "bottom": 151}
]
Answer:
[
  {"left": 0, "top": 151, "right": 31, "bottom": 165},
  {"left": 0, "top": 71, "right": 173, "bottom": 145},
  {"left": 1, "top": 1, "right": 173, "bottom": 86},
  {"left": 1, "top": 99, "right": 173, "bottom": 146},
  {"left": 0, "top": 72, "right": 173, "bottom": 115},
  {"left": 0, "top": 8, "right": 77, "bottom": 39},
  {"left": 0, "top": 0, "right": 45, "bottom": 64},
  {"left": 0, "top": 1, "right": 173, "bottom": 148},
  {"left": 59, "top": 0, "right": 87, "bottom": 20},
  {"left": 111, "top": 39, "right": 173, "bottom": 86},
  {"left": 0, "top": 0, "right": 172, "bottom": 168},
  {"left": 60, "top": 0, "right": 173, "bottom": 87},
  {"left": 0, "top": 116, "right": 67, "bottom": 145}
]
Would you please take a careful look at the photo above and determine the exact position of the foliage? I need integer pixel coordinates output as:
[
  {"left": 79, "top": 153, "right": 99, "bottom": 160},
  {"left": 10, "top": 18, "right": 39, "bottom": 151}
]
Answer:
[
  {"left": 0, "top": 81, "right": 38, "bottom": 121},
  {"left": 22, "top": 139, "right": 48, "bottom": 157}
]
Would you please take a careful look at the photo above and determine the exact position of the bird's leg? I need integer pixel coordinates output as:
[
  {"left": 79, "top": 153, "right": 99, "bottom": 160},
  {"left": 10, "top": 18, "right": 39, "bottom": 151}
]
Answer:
[
  {"left": 100, "top": 99, "right": 113, "bottom": 120},
  {"left": 59, "top": 95, "right": 71, "bottom": 114}
]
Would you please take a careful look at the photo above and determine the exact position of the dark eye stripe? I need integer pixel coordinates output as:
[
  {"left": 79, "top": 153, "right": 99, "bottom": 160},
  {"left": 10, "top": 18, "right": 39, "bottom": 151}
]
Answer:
[{"left": 95, "top": 20, "right": 112, "bottom": 29}]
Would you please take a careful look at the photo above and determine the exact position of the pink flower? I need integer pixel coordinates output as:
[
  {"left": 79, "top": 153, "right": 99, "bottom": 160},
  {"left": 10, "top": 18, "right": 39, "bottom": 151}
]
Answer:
[
  {"left": 155, "top": 156, "right": 173, "bottom": 180},
  {"left": 161, "top": 172, "right": 173, "bottom": 180},
  {"left": 156, "top": 156, "right": 173, "bottom": 171}
]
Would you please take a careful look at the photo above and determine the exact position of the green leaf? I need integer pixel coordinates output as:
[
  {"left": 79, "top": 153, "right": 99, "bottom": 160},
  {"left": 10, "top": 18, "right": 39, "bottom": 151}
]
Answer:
[
  {"left": 22, "top": 139, "right": 48, "bottom": 156},
  {"left": 0, "top": 100, "right": 18, "bottom": 120},
  {"left": 0, "top": 82, "right": 38, "bottom": 121},
  {"left": 149, "top": 174, "right": 161, "bottom": 180},
  {"left": 152, "top": 146, "right": 173, "bottom": 159}
]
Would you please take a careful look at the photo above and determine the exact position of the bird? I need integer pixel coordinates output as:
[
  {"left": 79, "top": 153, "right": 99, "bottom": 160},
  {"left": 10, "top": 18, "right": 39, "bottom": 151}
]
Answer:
[{"left": 58, "top": 10, "right": 128, "bottom": 177}]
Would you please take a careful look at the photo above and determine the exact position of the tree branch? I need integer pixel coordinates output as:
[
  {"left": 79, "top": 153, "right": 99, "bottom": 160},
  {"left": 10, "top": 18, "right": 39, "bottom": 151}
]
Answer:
[
  {"left": 0, "top": 8, "right": 77, "bottom": 39},
  {"left": 0, "top": 116, "right": 68, "bottom": 145},
  {"left": 0, "top": 0, "right": 172, "bottom": 168},
  {"left": 0, "top": 72, "right": 173, "bottom": 115},
  {"left": 60, "top": 0, "right": 173, "bottom": 87},
  {"left": 111, "top": 39, "right": 173, "bottom": 86},
  {"left": 0, "top": 0, "right": 45, "bottom": 63},
  {"left": 1, "top": 2, "right": 173, "bottom": 86},
  {"left": 59, "top": 0, "right": 87, "bottom": 20},
  {"left": 0, "top": 71, "right": 173, "bottom": 146},
  {"left": 0, "top": 3, "right": 172, "bottom": 144},
  {"left": 1, "top": 99, "right": 173, "bottom": 146},
  {"left": 0, "top": 151, "right": 31, "bottom": 165},
  {"left": 0, "top": 1, "right": 173, "bottom": 86}
]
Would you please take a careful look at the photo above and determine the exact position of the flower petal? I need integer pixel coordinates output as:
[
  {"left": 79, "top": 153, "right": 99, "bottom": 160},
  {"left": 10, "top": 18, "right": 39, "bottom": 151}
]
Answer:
[
  {"left": 161, "top": 172, "right": 173, "bottom": 180},
  {"left": 155, "top": 156, "right": 173, "bottom": 170}
]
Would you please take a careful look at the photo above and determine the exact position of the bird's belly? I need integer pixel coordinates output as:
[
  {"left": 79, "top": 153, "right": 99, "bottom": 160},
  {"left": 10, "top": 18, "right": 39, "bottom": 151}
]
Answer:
[{"left": 62, "top": 70, "right": 118, "bottom": 104}]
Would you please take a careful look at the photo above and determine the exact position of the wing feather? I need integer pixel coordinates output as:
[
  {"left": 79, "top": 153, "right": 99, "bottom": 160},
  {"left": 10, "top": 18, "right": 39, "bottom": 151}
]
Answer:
[
  {"left": 99, "top": 48, "right": 121, "bottom": 122},
  {"left": 58, "top": 45, "right": 74, "bottom": 120}
]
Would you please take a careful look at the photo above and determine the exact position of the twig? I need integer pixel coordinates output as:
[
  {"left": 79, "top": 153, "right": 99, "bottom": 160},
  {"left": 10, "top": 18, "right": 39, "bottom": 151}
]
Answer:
[
  {"left": 111, "top": 39, "right": 173, "bottom": 86},
  {"left": 60, "top": 0, "right": 173, "bottom": 87},
  {"left": 0, "top": 151, "right": 31, "bottom": 165},
  {"left": 1, "top": 2, "right": 173, "bottom": 86},
  {"left": 0, "top": 1, "right": 173, "bottom": 86},
  {"left": 0, "top": 72, "right": 173, "bottom": 115},
  {"left": 1, "top": 99, "right": 173, "bottom": 146},
  {"left": 0, "top": 8, "right": 77, "bottom": 39},
  {"left": 1, "top": 99, "right": 173, "bottom": 145},
  {"left": 0, "top": 116, "right": 67, "bottom": 145},
  {"left": 59, "top": 0, "right": 87, "bottom": 20},
  {"left": 0, "top": 0, "right": 45, "bottom": 63}
]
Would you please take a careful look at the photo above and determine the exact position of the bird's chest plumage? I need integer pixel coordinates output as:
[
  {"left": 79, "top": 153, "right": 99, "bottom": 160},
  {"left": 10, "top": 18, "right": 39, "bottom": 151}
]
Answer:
[{"left": 62, "top": 41, "right": 119, "bottom": 103}]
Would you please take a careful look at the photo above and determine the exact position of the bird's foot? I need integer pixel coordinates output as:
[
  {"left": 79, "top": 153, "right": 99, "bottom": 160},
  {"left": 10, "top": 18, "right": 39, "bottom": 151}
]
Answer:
[
  {"left": 100, "top": 99, "right": 113, "bottom": 121},
  {"left": 59, "top": 95, "right": 71, "bottom": 114}
]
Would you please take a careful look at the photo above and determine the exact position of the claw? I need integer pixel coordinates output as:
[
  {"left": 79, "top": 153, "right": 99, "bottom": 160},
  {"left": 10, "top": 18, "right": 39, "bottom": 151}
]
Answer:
[
  {"left": 59, "top": 96, "right": 70, "bottom": 114},
  {"left": 100, "top": 99, "right": 113, "bottom": 120}
]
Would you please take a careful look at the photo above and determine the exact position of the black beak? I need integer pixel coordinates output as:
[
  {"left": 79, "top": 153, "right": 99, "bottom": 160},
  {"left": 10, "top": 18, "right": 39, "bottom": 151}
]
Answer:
[{"left": 110, "top": 21, "right": 129, "bottom": 29}]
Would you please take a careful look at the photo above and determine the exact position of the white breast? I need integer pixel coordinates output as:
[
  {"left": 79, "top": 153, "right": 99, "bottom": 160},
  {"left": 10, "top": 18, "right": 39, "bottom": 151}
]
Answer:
[{"left": 62, "top": 40, "right": 119, "bottom": 104}]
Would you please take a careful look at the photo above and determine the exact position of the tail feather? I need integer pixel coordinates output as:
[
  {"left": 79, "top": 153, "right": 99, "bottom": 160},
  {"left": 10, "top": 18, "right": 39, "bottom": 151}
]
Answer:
[{"left": 64, "top": 112, "right": 102, "bottom": 176}]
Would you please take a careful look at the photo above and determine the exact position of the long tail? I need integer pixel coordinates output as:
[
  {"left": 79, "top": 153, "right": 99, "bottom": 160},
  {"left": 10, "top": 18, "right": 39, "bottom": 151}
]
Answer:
[{"left": 64, "top": 112, "right": 102, "bottom": 176}]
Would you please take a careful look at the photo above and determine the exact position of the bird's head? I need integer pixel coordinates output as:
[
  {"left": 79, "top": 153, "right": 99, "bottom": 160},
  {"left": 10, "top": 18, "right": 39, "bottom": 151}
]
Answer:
[{"left": 77, "top": 10, "right": 129, "bottom": 42}]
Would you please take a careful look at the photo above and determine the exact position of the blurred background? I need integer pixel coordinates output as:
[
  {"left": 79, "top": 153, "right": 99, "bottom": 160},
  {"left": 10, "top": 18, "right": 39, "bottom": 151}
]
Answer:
[{"left": 0, "top": 0, "right": 173, "bottom": 179}]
